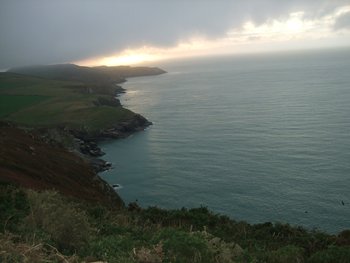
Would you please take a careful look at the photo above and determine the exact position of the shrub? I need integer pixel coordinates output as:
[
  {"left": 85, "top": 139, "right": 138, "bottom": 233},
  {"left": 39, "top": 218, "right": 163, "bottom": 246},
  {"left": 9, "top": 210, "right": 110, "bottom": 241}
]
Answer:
[
  {"left": 308, "top": 246, "right": 350, "bottom": 263},
  {"left": 0, "top": 233, "right": 79, "bottom": 263},
  {"left": 337, "top": 230, "right": 350, "bottom": 246},
  {"left": 84, "top": 235, "right": 135, "bottom": 262},
  {"left": 267, "top": 245, "right": 305, "bottom": 263},
  {"left": 133, "top": 242, "right": 163, "bottom": 263},
  {"left": 152, "top": 228, "right": 213, "bottom": 263},
  {"left": 0, "top": 183, "right": 29, "bottom": 233},
  {"left": 26, "top": 190, "right": 92, "bottom": 251}
]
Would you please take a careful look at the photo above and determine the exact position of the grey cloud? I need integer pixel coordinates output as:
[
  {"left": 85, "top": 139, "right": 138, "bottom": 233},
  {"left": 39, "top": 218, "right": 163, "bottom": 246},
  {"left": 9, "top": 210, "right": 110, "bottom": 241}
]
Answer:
[
  {"left": 0, "top": 0, "right": 348, "bottom": 68},
  {"left": 334, "top": 12, "right": 350, "bottom": 30}
]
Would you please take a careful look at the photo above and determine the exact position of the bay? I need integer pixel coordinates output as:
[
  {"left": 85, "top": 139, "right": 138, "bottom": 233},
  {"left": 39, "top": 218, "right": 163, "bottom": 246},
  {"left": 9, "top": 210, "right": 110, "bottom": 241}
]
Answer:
[{"left": 100, "top": 48, "right": 350, "bottom": 233}]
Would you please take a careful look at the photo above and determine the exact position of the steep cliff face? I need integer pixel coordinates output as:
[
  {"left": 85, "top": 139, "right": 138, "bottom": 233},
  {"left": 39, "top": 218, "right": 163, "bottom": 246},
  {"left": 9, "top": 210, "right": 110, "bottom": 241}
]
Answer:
[{"left": 0, "top": 122, "right": 124, "bottom": 208}]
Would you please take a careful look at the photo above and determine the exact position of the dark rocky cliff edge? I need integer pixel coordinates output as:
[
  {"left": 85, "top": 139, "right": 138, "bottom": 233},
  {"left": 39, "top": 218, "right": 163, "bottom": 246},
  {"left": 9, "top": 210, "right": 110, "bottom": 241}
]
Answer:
[
  {"left": 69, "top": 113, "right": 152, "bottom": 172},
  {"left": 0, "top": 122, "right": 124, "bottom": 208}
]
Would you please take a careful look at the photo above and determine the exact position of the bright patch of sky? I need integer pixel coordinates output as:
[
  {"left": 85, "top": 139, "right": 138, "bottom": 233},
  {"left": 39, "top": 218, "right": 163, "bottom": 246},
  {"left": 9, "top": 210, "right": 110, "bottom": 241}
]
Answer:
[{"left": 78, "top": 5, "right": 350, "bottom": 66}]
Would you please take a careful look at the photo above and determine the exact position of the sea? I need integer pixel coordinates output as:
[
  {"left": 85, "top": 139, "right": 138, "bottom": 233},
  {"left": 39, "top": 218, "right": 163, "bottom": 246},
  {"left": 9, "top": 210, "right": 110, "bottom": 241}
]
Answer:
[{"left": 100, "top": 48, "right": 350, "bottom": 233}]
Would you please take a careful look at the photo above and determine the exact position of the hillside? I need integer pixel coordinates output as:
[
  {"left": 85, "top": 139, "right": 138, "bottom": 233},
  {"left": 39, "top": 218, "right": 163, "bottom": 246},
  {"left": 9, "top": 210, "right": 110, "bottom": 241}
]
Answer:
[
  {"left": 3, "top": 64, "right": 164, "bottom": 133},
  {"left": 0, "top": 122, "right": 123, "bottom": 207},
  {"left": 0, "top": 71, "right": 151, "bottom": 133},
  {"left": 8, "top": 64, "right": 166, "bottom": 84}
]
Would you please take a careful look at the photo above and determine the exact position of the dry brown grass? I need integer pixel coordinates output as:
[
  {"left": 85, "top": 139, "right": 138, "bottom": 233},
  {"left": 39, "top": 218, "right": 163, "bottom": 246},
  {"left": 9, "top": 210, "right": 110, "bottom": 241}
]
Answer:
[
  {"left": 0, "top": 233, "right": 79, "bottom": 262},
  {"left": 133, "top": 242, "right": 164, "bottom": 263}
]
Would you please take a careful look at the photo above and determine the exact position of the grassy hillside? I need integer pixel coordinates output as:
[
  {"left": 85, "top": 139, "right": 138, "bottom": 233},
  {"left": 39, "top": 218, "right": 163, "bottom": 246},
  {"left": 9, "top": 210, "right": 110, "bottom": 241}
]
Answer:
[
  {"left": 0, "top": 72, "right": 135, "bottom": 132},
  {"left": 0, "top": 95, "right": 48, "bottom": 118},
  {"left": 1, "top": 184, "right": 350, "bottom": 263}
]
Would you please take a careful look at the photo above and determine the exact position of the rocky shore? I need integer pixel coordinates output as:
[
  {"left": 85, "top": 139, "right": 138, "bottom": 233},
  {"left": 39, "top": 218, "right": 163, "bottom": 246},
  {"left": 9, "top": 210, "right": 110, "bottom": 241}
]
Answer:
[
  {"left": 39, "top": 81, "right": 154, "bottom": 173},
  {"left": 70, "top": 112, "right": 152, "bottom": 172},
  {"left": 33, "top": 112, "right": 152, "bottom": 173}
]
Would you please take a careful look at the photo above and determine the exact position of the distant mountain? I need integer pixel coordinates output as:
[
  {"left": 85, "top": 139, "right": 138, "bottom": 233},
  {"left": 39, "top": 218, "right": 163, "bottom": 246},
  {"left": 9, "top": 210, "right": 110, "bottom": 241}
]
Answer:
[{"left": 8, "top": 64, "right": 166, "bottom": 84}]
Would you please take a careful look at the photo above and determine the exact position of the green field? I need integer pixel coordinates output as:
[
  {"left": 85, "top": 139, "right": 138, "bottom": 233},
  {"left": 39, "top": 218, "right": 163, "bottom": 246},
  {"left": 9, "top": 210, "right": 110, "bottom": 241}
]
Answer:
[
  {"left": 0, "top": 73, "right": 135, "bottom": 131},
  {"left": 0, "top": 95, "right": 48, "bottom": 118}
]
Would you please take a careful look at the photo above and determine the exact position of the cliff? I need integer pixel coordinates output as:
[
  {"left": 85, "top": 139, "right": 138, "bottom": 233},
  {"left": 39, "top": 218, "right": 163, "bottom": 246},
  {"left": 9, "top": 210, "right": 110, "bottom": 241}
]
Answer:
[{"left": 0, "top": 122, "right": 123, "bottom": 207}]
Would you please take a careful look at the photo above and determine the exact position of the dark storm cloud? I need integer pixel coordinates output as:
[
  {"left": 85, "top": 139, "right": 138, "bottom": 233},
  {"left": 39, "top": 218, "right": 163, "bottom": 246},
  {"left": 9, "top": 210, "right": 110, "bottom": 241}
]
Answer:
[{"left": 0, "top": 0, "right": 348, "bottom": 68}]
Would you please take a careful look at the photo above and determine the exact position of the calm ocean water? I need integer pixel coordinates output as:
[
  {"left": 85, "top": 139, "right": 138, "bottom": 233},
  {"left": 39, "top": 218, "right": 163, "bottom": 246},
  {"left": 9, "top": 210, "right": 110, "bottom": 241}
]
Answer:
[{"left": 100, "top": 48, "right": 350, "bottom": 233}]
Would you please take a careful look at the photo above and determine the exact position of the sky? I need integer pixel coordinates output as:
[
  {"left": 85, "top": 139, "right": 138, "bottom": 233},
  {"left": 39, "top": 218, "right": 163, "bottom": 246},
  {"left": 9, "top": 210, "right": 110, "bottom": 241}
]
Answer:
[{"left": 1, "top": 0, "right": 350, "bottom": 68}]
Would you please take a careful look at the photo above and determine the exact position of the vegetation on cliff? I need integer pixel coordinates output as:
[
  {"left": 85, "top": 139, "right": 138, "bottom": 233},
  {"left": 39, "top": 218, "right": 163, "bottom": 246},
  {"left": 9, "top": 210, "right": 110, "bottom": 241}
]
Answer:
[{"left": 1, "top": 183, "right": 350, "bottom": 262}]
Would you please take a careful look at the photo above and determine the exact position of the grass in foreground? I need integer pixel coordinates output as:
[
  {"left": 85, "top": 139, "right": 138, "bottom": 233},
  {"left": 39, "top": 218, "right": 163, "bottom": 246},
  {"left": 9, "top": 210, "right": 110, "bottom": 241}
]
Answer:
[{"left": 1, "top": 183, "right": 349, "bottom": 263}]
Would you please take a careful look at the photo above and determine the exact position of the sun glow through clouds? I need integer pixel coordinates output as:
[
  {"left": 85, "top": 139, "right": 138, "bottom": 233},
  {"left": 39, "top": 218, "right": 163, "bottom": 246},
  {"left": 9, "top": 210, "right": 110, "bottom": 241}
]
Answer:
[
  {"left": 287, "top": 12, "right": 304, "bottom": 32},
  {"left": 101, "top": 52, "right": 157, "bottom": 66},
  {"left": 76, "top": 6, "right": 350, "bottom": 67}
]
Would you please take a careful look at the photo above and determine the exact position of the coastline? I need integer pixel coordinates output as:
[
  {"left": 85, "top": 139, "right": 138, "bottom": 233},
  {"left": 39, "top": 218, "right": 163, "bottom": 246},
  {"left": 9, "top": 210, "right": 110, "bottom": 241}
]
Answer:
[
  {"left": 70, "top": 79, "right": 153, "bottom": 173},
  {"left": 1, "top": 64, "right": 350, "bottom": 262},
  {"left": 74, "top": 112, "right": 152, "bottom": 173},
  {"left": 0, "top": 65, "right": 165, "bottom": 206}
]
